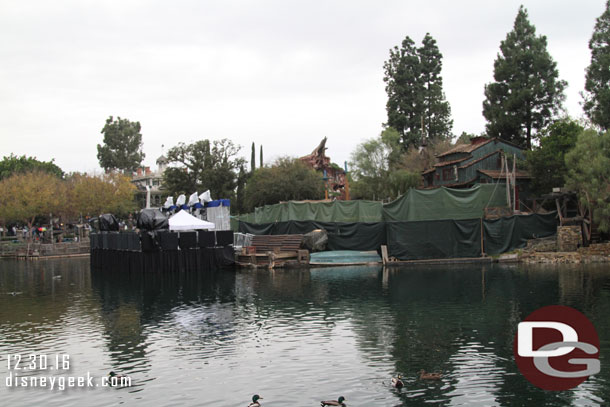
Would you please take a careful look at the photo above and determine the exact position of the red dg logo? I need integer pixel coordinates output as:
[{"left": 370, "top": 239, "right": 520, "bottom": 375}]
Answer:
[{"left": 514, "top": 305, "right": 600, "bottom": 391}]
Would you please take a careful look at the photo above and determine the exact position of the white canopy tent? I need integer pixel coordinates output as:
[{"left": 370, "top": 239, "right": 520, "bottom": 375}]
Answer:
[{"left": 168, "top": 210, "right": 216, "bottom": 231}]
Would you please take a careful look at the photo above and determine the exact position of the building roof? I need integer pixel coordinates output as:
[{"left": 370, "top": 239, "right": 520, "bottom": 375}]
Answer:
[
  {"left": 433, "top": 156, "right": 469, "bottom": 167},
  {"left": 477, "top": 169, "right": 531, "bottom": 179},
  {"left": 436, "top": 137, "right": 494, "bottom": 158},
  {"left": 436, "top": 137, "right": 524, "bottom": 159}
]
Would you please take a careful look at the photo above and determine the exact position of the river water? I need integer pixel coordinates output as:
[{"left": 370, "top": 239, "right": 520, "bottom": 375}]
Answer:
[{"left": 0, "top": 258, "right": 609, "bottom": 406}]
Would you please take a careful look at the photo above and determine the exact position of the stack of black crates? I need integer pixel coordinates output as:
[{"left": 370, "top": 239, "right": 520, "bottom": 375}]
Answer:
[{"left": 90, "top": 230, "right": 234, "bottom": 273}]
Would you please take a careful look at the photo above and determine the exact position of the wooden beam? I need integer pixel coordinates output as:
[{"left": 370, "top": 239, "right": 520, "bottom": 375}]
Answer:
[
  {"left": 555, "top": 198, "right": 563, "bottom": 225},
  {"left": 381, "top": 245, "right": 389, "bottom": 265}
]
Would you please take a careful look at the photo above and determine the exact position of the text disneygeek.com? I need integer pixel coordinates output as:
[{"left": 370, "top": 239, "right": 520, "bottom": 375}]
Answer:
[{"left": 5, "top": 372, "right": 132, "bottom": 390}]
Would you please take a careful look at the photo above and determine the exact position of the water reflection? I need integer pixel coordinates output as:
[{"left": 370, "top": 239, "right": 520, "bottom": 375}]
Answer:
[{"left": 0, "top": 260, "right": 609, "bottom": 406}]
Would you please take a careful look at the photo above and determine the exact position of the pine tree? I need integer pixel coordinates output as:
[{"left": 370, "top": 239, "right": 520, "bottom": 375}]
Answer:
[
  {"left": 583, "top": 1, "right": 610, "bottom": 130},
  {"left": 384, "top": 34, "right": 452, "bottom": 150},
  {"left": 482, "top": 6, "right": 566, "bottom": 149},
  {"left": 383, "top": 36, "right": 423, "bottom": 150},
  {"left": 418, "top": 33, "right": 453, "bottom": 142},
  {"left": 250, "top": 142, "right": 256, "bottom": 173},
  {"left": 260, "top": 145, "right": 263, "bottom": 168}
]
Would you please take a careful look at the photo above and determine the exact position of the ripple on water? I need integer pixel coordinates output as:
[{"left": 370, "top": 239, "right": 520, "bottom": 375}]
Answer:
[{"left": 1, "top": 261, "right": 610, "bottom": 406}]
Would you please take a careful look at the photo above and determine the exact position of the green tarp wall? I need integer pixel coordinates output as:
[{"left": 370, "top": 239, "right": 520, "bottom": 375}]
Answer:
[
  {"left": 386, "top": 219, "right": 482, "bottom": 260},
  {"left": 237, "top": 200, "right": 383, "bottom": 224},
  {"left": 483, "top": 212, "right": 557, "bottom": 255},
  {"left": 237, "top": 184, "right": 507, "bottom": 225},
  {"left": 238, "top": 212, "right": 557, "bottom": 260},
  {"left": 382, "top": 184, "right": 507, "bottom": 221}
]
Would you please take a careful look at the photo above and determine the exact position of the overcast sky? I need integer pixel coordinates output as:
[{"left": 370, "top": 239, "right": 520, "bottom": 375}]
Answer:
[{"left": 0, "top": 0, "right": 605, "bottom": 174}]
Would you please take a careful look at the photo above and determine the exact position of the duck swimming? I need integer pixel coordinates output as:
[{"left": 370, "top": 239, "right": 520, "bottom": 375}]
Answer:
[
  {"left": 391, "top": 374, "right": 404, "bottom": 388},
  {"left": 321, "top": 396, "right": 346, "bottom": 406},
  {"left": 419, "top": 370, "right": 442, "bottom": 380},
  {"left": 248, "top": 394, "right": 263, "bottom": 407},
  {"left": 108, "top": 371, "right": 129, "bottom": 386}
]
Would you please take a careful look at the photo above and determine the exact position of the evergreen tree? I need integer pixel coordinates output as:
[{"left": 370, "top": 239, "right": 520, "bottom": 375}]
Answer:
[
  {"left": 384, "top": 34, "right": 452, "bottom": 150},
  {"left": 250, "top": 142, "right": 256, "bottom": 173},
  {"left": 384, "top": 36, "right": 423, "bottom": 150},
  {"left": 418, "top": 33, "right": 453, "bottom": 142},
  {"left": 235, "top": 164, "right": 247, "bottom": 214},
  {"left": 260, "top": 145, "right": 263, "bottom": 168},
  {"left": 483, "top": 6, "right": 566, "bottom": 149},
  {"left": 96, "top": 116, "right": 145, "bottom": 173},
  {"left": 583, "top": 1, "right": 610, "bottom": 130},
  {"left": 565, "top": 129, "right": 610, "bottom": 232},
  {"left": 525, "top": 119, "right": 582, "bottom": 196}
]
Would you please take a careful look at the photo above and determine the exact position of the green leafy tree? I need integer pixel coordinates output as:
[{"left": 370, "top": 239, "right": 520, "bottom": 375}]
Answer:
[
  {"left": 66, "top": 172, "right": 137, "bottom": 218},
  {"left": 384, "top": 36, "right": 423, "bottom": 150},
  {"left": 583, "top": 1, "right": 610, "bottom": 130},
  {"left": 244, "top": 158, "right": 324, "bottom": 212},
  {"left": 565, "top": 129, "right": 610, "bottom": 232},
  {"left": 419, "top": 33, "right": 453, "bottom": 142},
  {"left": 163, "top": 139, "right": 245, "bottom": 201},
  {"left": 399, "top": 138, "right": 453, "bottom": 174},
  {"left": 350, "top": 129, "right": 420, "bottom": 200},
  {"left": 0, "top": 154, "right": 63, "bottom": 181},
  {"left": 482, "top": 6, "right": 566, "bottom": 149},
  {"left": 0, "top": 171, "right": 66, "bottom": 238},
  {"left": 384, "top": 34, "right": 452, "bottom": 150},
  {"left": 97, "top": 116, "right": 145, "bottom": 173},
  {"left": 525, "top": 119, "right": 582, "bottom": 196}
]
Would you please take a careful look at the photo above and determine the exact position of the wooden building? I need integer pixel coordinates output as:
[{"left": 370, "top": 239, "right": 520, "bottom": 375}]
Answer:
[{"left": 422, "top": 137, "right": 531, "bottom": 208}]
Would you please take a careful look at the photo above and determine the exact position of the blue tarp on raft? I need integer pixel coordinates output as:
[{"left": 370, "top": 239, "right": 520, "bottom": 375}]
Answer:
[{"left": 309, "top": 250, "right": 382, "bottom": 264}]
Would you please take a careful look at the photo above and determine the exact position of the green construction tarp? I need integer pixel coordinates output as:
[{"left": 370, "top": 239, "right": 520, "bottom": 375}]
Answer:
[
  {"left": 386, "top": 219, "right": 482, "bottom": 260},
  {"left": 237, "top": 200, "right": 384, "bottom": 224},
  {"left": 383, "top": 184, "right": 508, "bottom": 222},
  {"left": 483, "top": 212, "right": 558, "bottom": 255},
  {"left": 238, "top": 185, "right": 508, "bottom": 224},
  {"left": 238, "top": 220, "right": 387, "bottom": 252},
  {"left": 240, "top": 212, "right": 558, "bottom": 260}
]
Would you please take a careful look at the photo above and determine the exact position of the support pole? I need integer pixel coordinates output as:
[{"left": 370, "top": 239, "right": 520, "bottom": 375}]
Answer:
[{"left": 480, "top": 217, "right": 485, "bottom": 257}]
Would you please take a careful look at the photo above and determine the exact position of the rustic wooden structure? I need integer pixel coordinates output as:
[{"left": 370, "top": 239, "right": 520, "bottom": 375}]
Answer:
[
  {"left": 235, "top": 234, "right": 309, "bottom": 269},
  {"left": 299, "top": 137, "right": 348, "bottom": 200},
  {"left": 533, "top": 191, "right": 594, "bottom": 246}
]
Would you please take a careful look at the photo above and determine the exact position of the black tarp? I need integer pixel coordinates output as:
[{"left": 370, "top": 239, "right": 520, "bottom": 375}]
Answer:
[
  {"left": 238, "top": 220, "right": 387, "bottom": 252},
  {"left": 386, "top": 219, "right": 482, "bottom": 260},
  {"left": 483, "top": 212, "right": 558, "bottom": 255},
  {"left": 137, "top": 209, "right": 169, "bottom": 231},
  {"left": 99, "top": 214, "right": 119, "bottom": 231}
]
